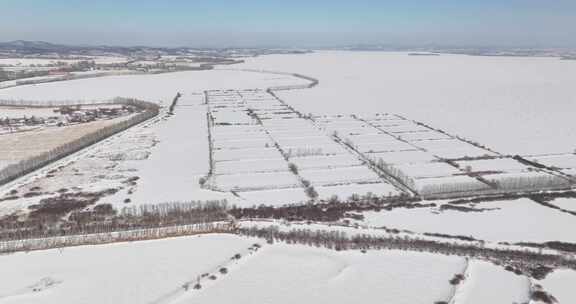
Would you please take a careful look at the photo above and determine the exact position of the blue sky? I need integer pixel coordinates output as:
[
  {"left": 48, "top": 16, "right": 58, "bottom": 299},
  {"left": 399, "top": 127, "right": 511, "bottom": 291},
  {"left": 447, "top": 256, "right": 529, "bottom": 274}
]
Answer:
[{"left": 1, "top": 0, "right": 575, "bottom": 47}]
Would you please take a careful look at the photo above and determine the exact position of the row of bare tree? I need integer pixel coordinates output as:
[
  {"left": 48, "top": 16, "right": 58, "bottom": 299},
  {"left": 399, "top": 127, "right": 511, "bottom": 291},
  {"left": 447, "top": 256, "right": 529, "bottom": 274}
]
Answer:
[
  {"left": 238, "top": 226, "right": 575, "bottom": 278},
  {"left": 0, "top": 222, "right": 234, "bottom": 254},
  {"left": 0, "top": 200, "right": 229, "bottom": 242}
]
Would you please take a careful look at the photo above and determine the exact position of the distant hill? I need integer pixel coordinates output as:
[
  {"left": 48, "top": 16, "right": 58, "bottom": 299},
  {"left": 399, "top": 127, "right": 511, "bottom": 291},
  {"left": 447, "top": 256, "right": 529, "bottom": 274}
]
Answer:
[
  {"left": 0, "top": 40, "right": 147, "bottom": 56},
  {"left": 0, "top": 40, "right": 74, "bottom": 53}
]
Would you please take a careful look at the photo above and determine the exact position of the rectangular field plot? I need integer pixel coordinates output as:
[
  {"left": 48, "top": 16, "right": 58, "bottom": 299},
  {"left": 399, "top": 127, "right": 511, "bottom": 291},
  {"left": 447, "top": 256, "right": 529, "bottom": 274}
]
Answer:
[
  {"left": 290, "top": 154, "right": 362, "bottom": 170},
  {"left": 548, "top": 198, "right": 576, "bottom": 213},
  {"left": 215, "top": 158, "right": 288, "bottom": 175},
  {"left": 275, "top": 136, "right": 334, "bottom": 148},
  {"left": 367, "top": 150, "right": 437, "bottom": 165},
  {"left": 174, "top": 93, "right": 204, "bottom": 106},
  {"left": 313, "top": 115, "right": 359, "bottom": 123},
  {"left": 212, "top": 125, "right": 263, "bottom": 136},
  {"left": 267, "top": 129, "right": 324, "bottom": 139},
  {"left": 378, "top": 124, "right": 433, "bottom": 134},
  {"left": 367, "top": 119, "right": 416, "bottom": 128},
  {"left": 211, "top": 111, "right": 253, "bottom": 124},
  {"left": 530, "top": 154, "right": 576, "bottom": 170},
  {"left": 214, "top": 171, "right": 301, "bottom": 191},
  {"left": 260, "top": 118, "right": 311, "bottom": 127},
  {"left": 212, "top": 132, "right": 268, "bottom": 143},
  {"left": 356, "top": 141, "right": 417, "bottom": 153},
  {"left": 361, "top": 198, "right": 576, "bottom": 243},
  {"left": 396, "top": 162, "right": 462, "bottom": 178},
  {"left": 332, "top": 126, "right": 376, "bottom": 136},
  {"left": 411, "top": 139, "right": 472, "bottom": 151},
  {"left": 214, "top": 147, "right": 282, "bottom": 161},
  {"left": 413, "top": 139, "right": 495, "bottom": 158},
  {"left": 317, "top": 120, "right": 376, "bottom": 135},
  {"left": 482, "top": 171, "right": 570, "bottom": 189},
  {"left": 175, "top": 245, "right": 464, "bottom": 304},
  {"left": 414, "top": 175, "right": 491, "bottom": 195},
  {"left": 236, "top": 187, "right": 309, "bottom": 206},
  {"left": 344, "top": 133, "right": 395, "bottom": 144},
  {"left": 258, "top": 113, "right": 300, "bottom": 120},
  {"left": 284, "top": 144, "right": 349, "bottom": 157},
  {"left": 454, "top": 158, "right": 530, "bottom": 173},
  {"left": 299, "top": 166, "right": 382, "bottom": 186},
  {"left": 214, "top": 138, "right": 272, "bottom": 150},
  {"left": 398, "top": 131, "right": 452, "bottom": 142},
  {"left": 316, "top": 182, "right": 401, "bottom": 199},
  {"left": 452, "top": 261, "right": 530, "bottom": 304}
]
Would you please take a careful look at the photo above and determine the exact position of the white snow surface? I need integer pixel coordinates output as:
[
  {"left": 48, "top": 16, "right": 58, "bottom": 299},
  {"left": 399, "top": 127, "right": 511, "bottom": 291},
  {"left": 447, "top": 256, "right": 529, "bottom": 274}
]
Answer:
[
  {"left": 540, "top": 269, "right": 576, "bottom": 304},
  {"left": 361, "top": 198, "right": 576, "bottom": 243},
  {"left": 453, "top": 260, "right": 530, "bottom": 304},
  {"left": 0, "top": 69, "right": 308, "bottom": 103},
  {"left": 174, "top": 244, "right": 465, "bottom": 304},
  {"left": 0, "top": 234, "right": 254, "bottom": 304},
  {"left": 236, "top": 51, "right": 576, "bottom": 155}
]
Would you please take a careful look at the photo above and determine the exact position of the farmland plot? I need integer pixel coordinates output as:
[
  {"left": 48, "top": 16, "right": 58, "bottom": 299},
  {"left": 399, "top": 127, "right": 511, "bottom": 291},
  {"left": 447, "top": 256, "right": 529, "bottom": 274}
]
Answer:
[
  {"left": 205, "top": 89, "right": 404, "bottom": 200},
  {"left": 0, "top": 93, "right": 239, "bottom": 218},
  {"left": 236, "top": 52, "right": 576, "bottom": 156},
  {"left": 540, "top": 269, "right": 576, "bottom": 303},
  {"left": 315, "top": 182, "right": 400, "bottom": 200},
  {"left": 452, "top": 260, "right": 530, "bottom": 304},
  {"left": 547, "top": 197, "right": 576, "bottom": 213},
  {"left": 207, "top": 90, "right": 302, "bottom": 193},
  {"left": 0, "top": 115, "right": 135, "bottom": 169},
  {"left": 0, "top": 234, "right": 254, "bottom": 304},
  {"left": 208, "top": 89, "right": 574, "bottom": 201},
  {"left": 315, "top": 114, "right": 573, "bottom": 198},
  {"left": 529, "top": 153, "right": 576, "bottom": 179},
  {"left": 233, "top": 188, "right": 310, "bottom": 206},
  {"left": 0, "top": 69, "right": 310, "bottom": 103},
  {"left": 360, "top": 198, "right": 576, "bottom": 243},
  {"left": 174, "top": 244, "right": 466, "bottom": 304}
]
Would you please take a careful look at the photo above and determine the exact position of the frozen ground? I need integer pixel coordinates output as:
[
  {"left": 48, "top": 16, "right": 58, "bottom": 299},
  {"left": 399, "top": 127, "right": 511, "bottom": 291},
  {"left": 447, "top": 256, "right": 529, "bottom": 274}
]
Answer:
[
  {"left": 360, "top": 198, "right": 576, "bottom": 243},
  {"left": 0, "top": 234, "right": 254, "bottom": 304},
  {"left": 0, "top": 69, "right": 308, "bottom": 104},
  {"left": 173, "top": 244, "right": 465, "bottom": 304},
  {"left": 548, "top": 197, "right": 576, "bottom": 213},
  {"left": 540, "top": 269, "right": 576, "bottom": 303},
  {"left": 452, "top": 260, "right": 530, "bottom": 304},
  {"left": 0, "top": 70, "right": 309, "bottom": 212},
  {"left": 0, "top": 115, "right": 133, "bottom": 168},
  {"left": 236, "top": 51, "right": 576, "bottom": 155},
  {"left": 0, "top": 51, "right": 575, "bottom": 303}
]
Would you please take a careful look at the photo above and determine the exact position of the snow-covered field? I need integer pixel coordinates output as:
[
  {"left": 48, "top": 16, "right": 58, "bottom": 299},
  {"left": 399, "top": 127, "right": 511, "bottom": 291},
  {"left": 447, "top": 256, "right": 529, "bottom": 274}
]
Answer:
[
  {"left": 0, "top": 234, "right": 255, "bottom": 304},
  {"left": 0, "top": 70, "right": 309, "bottom": 103},
  {"left": 452, "top": 260, "right": 530, "bottom": 304},
  {"left": 548, "top": 197, "right": 576, "bottom": 213},
  {"left": 236, "top": 51, "right": 576, "bottom": 155},
  {"left": 540, "top": 269, "right": 576, "bottom": 303},
  {"left": 173, "top": 244, "right": 466, "bottom": 304},
  {"left": 360, "top": 198, "right": 576, "bottom": 243},
  {"left": 0, "top": 115, "right": 133, "bottom": 167},
  {"left": 0, "top": 51, "right": 575, "bottom": 303}
]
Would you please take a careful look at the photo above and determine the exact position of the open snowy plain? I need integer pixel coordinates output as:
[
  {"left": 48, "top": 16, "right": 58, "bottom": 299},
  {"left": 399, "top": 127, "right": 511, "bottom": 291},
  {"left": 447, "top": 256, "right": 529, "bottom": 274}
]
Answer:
[
  {"left": 237, "top": 51, "right": 576, "bottom": 155},
  {"left": 1, "top": 51, "right": 575, "bottom": 303}
]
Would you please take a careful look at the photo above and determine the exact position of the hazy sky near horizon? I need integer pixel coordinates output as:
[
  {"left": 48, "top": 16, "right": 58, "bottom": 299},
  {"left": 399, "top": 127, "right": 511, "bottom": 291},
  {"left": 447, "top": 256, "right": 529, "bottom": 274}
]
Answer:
[{"left": 1, "top": 0, "right": 575, "bottom": 47}]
